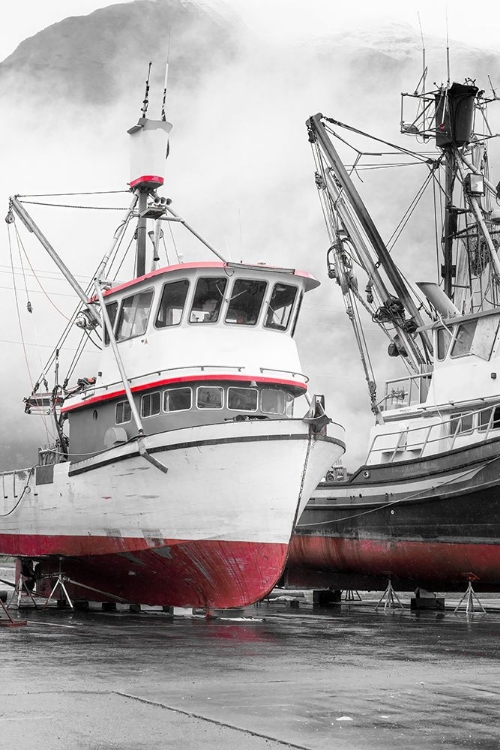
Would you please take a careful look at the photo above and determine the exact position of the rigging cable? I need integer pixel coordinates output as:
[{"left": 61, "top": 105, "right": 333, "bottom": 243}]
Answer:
[
  {"left": 7, "top": 224, "right": 52, "bottom": 443},
  {"left": 14, "top": 223, "right": 72, "bottom": 322}
]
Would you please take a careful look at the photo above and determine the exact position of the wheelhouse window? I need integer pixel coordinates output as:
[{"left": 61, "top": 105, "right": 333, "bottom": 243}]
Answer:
[
  {"left": 225, "top": 280, "right": 267, "bottom": 325},
  {"left": 227, "top": 387, "right": 258, "bottom": 411},
  {"left": 450, "top": 321, "right": 477, "bottom": 358},
  {"left": 261, "top": 388, "right": 286, "bottom": 415},
  {"left": 141, "top": 392, "right": 161, "bottom": 418},
  {"left": 450, "top": 412, "right": 474, "bottom": 436},
  {"left": 116, "top": 289, "right": 154, "bottom": 341},
  {"left": 104, "top": 301, "right": 118, "bottom": 346},
  {"left": 164, "top": 387, "right": 192, "bottom": 412},
  {"left": 155, "top": 279, "right": 189, "bottom": 328},
  {"left": 436, "top": 326, "right": 452, "bottom": 360},
  {"left": 189, "top": 278, "right": 228, "bottom": 323},
  {"left": 264, "top": 283, "right": 298, "bottom": 331},
  {"left": 478, "top": 405, "right": 500, "bottom": 432},
  {"left": 197, "top": 386, "right": 223, "bottom": 409},
  {"left": 116, "top": 401, "right": 131, "bottom": 424}
]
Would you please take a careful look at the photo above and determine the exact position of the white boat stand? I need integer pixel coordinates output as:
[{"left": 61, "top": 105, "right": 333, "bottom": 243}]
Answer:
[
  {"left": 453, "top": 574, "right": 486, "bottom": 615},
  {"left": 376, "top": 577, "right": 404, "bottom": 611}
]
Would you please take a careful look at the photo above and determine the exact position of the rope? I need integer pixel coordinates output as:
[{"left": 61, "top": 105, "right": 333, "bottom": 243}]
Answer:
[
  {"left": 14, "top": 223, "right": 72, "bottom": 321},
  {"left": 18, "top": 190, "right": 129, "bottom": 197},
  {"left": 7, "top": 224, "right": 35, "bottom": 388},
  {"left": 0, "top": 468, "right": 34, "bottom": 517},
  {"left": 19, "top": 200, "right": 129, "bottom": 211}
]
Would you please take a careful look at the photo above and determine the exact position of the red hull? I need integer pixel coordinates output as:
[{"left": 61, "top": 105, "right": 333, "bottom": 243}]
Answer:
[
  {"left": 288, "top": 536, "right": 500, "bottom": 592},
  {"left": 4, "top": 534, "right": 288, "bottom": 609}
]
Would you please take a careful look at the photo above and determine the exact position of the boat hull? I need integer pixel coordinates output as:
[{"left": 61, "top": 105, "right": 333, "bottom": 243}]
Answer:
[
  {"left": 287, "top": 438, "right": 500, "bottom": 592},
  {"left": 1, "top": 419, "right": 345, "bottom": 608}
]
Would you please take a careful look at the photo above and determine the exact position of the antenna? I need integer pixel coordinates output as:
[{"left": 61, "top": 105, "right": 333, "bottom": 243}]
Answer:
[
  {"left": 161, "top": 62, "right": 169, "bottom": 122},
  {"left": 416, "top": 12, "right": 428, "bottom": 132},
  {"left": 161, "top": 32, "right": 171, "bottom": 121},
  {"left": 417, "top": 12, "right": 426, "bottom": 93},
  {"left": 445, "top": 7, "right": 450, "bottom": 86},
  {"left": 141, "top": 61, "right": 153, "bottom": 118},
  {"left": 488, "top": 75, "right": 498, "bottom": 100}
]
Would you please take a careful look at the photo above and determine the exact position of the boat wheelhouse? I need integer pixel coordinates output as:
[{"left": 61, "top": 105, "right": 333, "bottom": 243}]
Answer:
[{"left": 63, "top": 261, "right": 318, "bottom": 461}]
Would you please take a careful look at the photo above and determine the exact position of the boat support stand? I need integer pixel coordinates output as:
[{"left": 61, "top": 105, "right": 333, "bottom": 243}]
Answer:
[
  {"left": 453, "top": 574, "right": 486, "bottom": 615},
  {"left": 376, "top": 577, "right": 404, "bottom": 611}
]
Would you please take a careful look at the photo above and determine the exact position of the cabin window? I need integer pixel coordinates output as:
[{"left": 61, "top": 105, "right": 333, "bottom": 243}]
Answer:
[
  {"left": 478, "top": 405, "right": 500, "bottom": 432},
  {"left": 164, "top": 387, "right": 192, "bottom": 412},
  {"left": 104, "top": 302, "right": 118, "bottom": 346},
  {"left": 141, "top": 392, "right": 161, "bottom": 418},
  {"left": 155, "top": 279, "right": 190, "bottom": 328},
  {"left": 116, "top": 401, "right": 131, "bottom": 424},
  {"left": 227, "top": 387, "right": 258, "bottom": 411},
  {"left": 264, "top": 283, "right": 298, "bottom": 331},
  {"left": 189, "top": 278, "right": 228, "bottom": 323},
  {"left": 470, "top": 317, "right": 499, "bottom": 360},
  {"left": 450, "top": 412, "right": 474, "bottom": 436},
  {"left": 450, "top": 320, "right": 478, "bottom": 358},
  {"left": 197, "top": 386, "right": 224, "bottom": 409},
  {"left": 261, "top": 388, "right": 286, "bottom": 415},
  {"left": 116, "top": 289, "right": 154, "bottom": 341},
  {"left": 436, "top": 326, "right": 452, "bottom": 360},
  {"left": 225, "top": 280, "right": 267, "bottom": 325}
]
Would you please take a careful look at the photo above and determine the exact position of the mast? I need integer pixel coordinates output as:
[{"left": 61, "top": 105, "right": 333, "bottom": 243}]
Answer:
[
  {"left": 442, "top": 147, "right": 456, "bottom": 297},
  {"left": 308, "top": 113, "right": 432, "bottom": 365},
  {"left": 128, "top": 63, "right": 172, "bottom": 278}
]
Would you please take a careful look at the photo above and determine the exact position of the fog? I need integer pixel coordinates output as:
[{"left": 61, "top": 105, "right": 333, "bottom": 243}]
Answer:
[{"left": 1, "top": 0, "right": 499, "bottom": 471}]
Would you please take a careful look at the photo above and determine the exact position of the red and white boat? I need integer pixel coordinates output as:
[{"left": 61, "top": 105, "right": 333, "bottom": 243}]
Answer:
[{"left": 0, "top": 80, "right": 345, "bottom": 609}]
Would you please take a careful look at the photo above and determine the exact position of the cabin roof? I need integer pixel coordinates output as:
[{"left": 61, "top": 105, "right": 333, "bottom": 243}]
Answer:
[{"left": 96, "top": 261, "right": 319, "bottom": 301}]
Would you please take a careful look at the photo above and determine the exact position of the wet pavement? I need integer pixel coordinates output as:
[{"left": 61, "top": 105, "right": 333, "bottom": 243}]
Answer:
[{"left": 2, "top": 583, "right": 500, "bottom": 750}]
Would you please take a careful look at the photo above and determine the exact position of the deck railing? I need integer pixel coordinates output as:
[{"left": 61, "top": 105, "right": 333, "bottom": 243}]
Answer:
[
  {"left": 367, "top": 401, "right": 500, "bottom": 463},
  {"left": 382, "top": 372, "right": 432, "bottom": 410}
]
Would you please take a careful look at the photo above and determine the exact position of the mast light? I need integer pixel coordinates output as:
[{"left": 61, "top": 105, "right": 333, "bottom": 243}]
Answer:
[{"left": 465, "top": 172, "right": 485, "bottom": 197}]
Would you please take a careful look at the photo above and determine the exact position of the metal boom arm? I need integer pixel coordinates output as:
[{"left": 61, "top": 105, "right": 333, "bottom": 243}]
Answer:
[{"left": 307, "top": 114, "right": 432, "bottom": 363}]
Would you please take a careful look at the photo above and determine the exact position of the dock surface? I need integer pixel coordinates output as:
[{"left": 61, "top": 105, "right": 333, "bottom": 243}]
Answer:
[{"left": 1, "top": 592, "right": 500, "bottom": 749}]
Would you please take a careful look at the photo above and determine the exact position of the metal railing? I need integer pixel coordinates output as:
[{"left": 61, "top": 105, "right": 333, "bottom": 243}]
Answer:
[
  {"left": 382, "top": 372, "right": 432, "bottom": 410},
  {"left": 367, "top": 401, "right": 500, "bottom": 463},
  {"left": 71, "top": 364, "right": 309, "bottom": 402}
]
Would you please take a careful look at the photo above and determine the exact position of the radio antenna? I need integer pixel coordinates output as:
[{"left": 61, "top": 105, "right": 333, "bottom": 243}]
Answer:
[
  {"left": 161, "top": 63, "right": 169, "bottom": 121},
  {"left": 417, "top": 13, "right": 427, "bottom": 93},
  {"left": 445, "top": 7, "right": 451, "bottom": 86},
  {"left": 161, "top": 32, "right": 171, "bottom": 121},
  {"left": 141, "top": 61, "right": 152, "bottom": 118}
]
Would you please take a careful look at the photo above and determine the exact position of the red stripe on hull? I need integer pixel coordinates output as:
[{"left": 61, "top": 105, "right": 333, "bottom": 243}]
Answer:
[
  {"left": 288, "top": 536, "right": 500, "bottom": 590},
  {"left": 5, "top": 534, "right": 289, "bottom": 609}
]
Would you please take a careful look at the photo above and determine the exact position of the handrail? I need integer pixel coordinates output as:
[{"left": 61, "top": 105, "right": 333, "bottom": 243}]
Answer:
[
  {"left": 383, "top": 371, "right": 432, "bottom": 408},
  {"left": 69, "top": 364, "right": 309, "bottom": 401},
  {"left": 367, "top": 401, "right": 500, "bottom": 463}
]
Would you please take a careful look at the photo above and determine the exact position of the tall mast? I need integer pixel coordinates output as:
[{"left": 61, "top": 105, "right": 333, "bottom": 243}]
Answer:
[
  {"left": 442, "top": 147, "right": 456, "bottom": 298},
  {"left": 308, "top": 113, "right": 432, "bottom": 365},
  {"left": 128, "top": 62, "right": 172, "bottom": 278}
]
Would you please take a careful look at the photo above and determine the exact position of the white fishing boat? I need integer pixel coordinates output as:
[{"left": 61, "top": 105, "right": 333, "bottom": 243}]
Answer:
[
  {"left": 0, "top": 72, "right": 345, "bottom": 609},
  {"left": 288, "top": 71, "right": 500, "bottom": 594}
]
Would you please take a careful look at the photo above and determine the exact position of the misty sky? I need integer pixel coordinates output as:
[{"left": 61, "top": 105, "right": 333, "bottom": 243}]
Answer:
[
  {"left": 2, "top": 0, "right": 500, "bottom": 62},
  {"left": 2, "top": 0, "right": 500, "bottom": 471}
]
